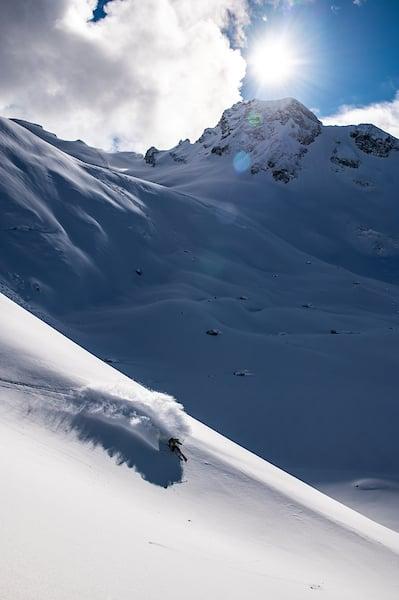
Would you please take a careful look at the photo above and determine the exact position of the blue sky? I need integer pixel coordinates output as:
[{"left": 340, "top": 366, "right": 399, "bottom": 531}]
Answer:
[
  {"left": 242, "top": 0, "right": 399, "bottom": 115},
  {"left": 92, "top": 0, "right": 112, "bottom": 21}
]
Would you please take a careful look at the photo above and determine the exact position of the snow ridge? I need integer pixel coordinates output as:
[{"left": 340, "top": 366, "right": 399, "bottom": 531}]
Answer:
[{"left": 350, "top": 124, "right": 399, "bottom": 157}]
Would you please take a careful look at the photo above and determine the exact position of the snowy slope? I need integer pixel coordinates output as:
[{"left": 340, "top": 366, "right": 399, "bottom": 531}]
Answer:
[
  {"left": 11, "top": 118, "right": 142, "bottom": 171},
  {"left": 1, "top": 292, "right": 399, "bottom": 600},
  {"left": 2, "top": 101, "right": 399, "bottom": 530}
]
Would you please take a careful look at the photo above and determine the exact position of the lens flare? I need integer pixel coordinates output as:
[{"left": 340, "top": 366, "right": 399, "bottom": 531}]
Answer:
[
  {"left": 233, "top": 151, "right": 251, "bottom": 173},
  {"left": 247, "top": 112, "right": 263, "bottom": 127}
]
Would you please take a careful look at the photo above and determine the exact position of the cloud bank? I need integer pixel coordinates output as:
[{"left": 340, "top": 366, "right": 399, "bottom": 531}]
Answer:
[
  {"left": 0, "top": 0, "right": 248, "bottom": 152},
  {"left": 322, "top": 93, "right": 399, "bottom": 139}
]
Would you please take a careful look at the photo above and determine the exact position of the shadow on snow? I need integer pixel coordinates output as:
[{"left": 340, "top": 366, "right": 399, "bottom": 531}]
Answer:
[{"left": 70, "top": 411, "right": 184, "bottom": 488}]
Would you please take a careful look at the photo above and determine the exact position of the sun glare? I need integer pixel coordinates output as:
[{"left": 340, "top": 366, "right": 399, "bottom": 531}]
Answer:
[{"left": 249, "top": 38, "right": 297, "bottom": 86}]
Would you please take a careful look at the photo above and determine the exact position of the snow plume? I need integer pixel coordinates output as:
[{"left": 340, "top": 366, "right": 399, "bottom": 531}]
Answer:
[
  {"left": 5, "top": 378, "right": 190, "bottom": 484},
  {"left": 322, "top": 92, "right": 399, "bottom": 139},
  {"left": 0, "top": 0, "right": 247, "bottom": 152},
  {"left": 26, "top": 381, "right": 190, "bottom": 446},
  {"left": 73, "top": 382, "right": 191, "bottom": 445}
]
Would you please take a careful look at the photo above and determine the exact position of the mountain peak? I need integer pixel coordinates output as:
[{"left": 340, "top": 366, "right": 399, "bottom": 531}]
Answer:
[
  {"left": 145, "top": 97, "right": 322, "bottom": 182},
  {"left": 222, "top": 96, "right": 320, "bottom": 124}
]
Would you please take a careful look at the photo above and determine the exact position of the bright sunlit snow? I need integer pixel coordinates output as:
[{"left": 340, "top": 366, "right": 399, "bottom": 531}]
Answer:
[{"left": 1, "top": 293, "right": 399, "bottom": 600}]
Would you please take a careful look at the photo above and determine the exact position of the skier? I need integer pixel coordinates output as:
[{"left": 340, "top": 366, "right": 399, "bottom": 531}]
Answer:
[{"left": 168, "top": 437, "right": 187, "bottom": 462}]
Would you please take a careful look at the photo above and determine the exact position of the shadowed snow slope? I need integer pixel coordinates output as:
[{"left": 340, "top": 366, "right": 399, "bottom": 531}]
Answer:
[
  {"left": 1, "top": 101, "right": 399, "bottom": 530},
  {"left": 1, "top": 293, "right": 399, "bottom": 599}
]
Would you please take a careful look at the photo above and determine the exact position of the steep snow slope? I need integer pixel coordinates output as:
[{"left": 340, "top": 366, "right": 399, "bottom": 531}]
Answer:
[
  {"left": 1, "top": 293, "right": 399, "bottom": 600},
  {"left": 2, "top": 102, "right": 399, "bottom": 529}
]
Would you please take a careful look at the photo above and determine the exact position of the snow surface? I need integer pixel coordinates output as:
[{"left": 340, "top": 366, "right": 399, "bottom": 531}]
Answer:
[
  {"left": 1, "top": 98, "right": 399, "bottom": 538},
  {"left": 1, "top": 293, "right": 399, "bottom": 599}
]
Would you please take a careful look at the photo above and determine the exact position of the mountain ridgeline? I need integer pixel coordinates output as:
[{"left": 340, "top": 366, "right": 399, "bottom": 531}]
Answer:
[{"left": 144, "top": 98, "right": 398, "bottom": 182}]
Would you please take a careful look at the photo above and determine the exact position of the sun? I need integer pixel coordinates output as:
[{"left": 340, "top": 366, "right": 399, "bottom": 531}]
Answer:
[{"left": 249, "top": 38, "right": 297, "bottom": 86}]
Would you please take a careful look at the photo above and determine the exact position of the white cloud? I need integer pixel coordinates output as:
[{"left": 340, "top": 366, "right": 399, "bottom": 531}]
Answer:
[
  {"left": 353, "top": 0, "right": 366, "bottom": 6},
  {"left": 263, "top": 0, "right": 314, "bottom": 7},
  {"left": 322, "top": 93, "right": 399, "bottom": 139},
  {"left": 0, "top": 0, "right": 248, "bottom": 152}
]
